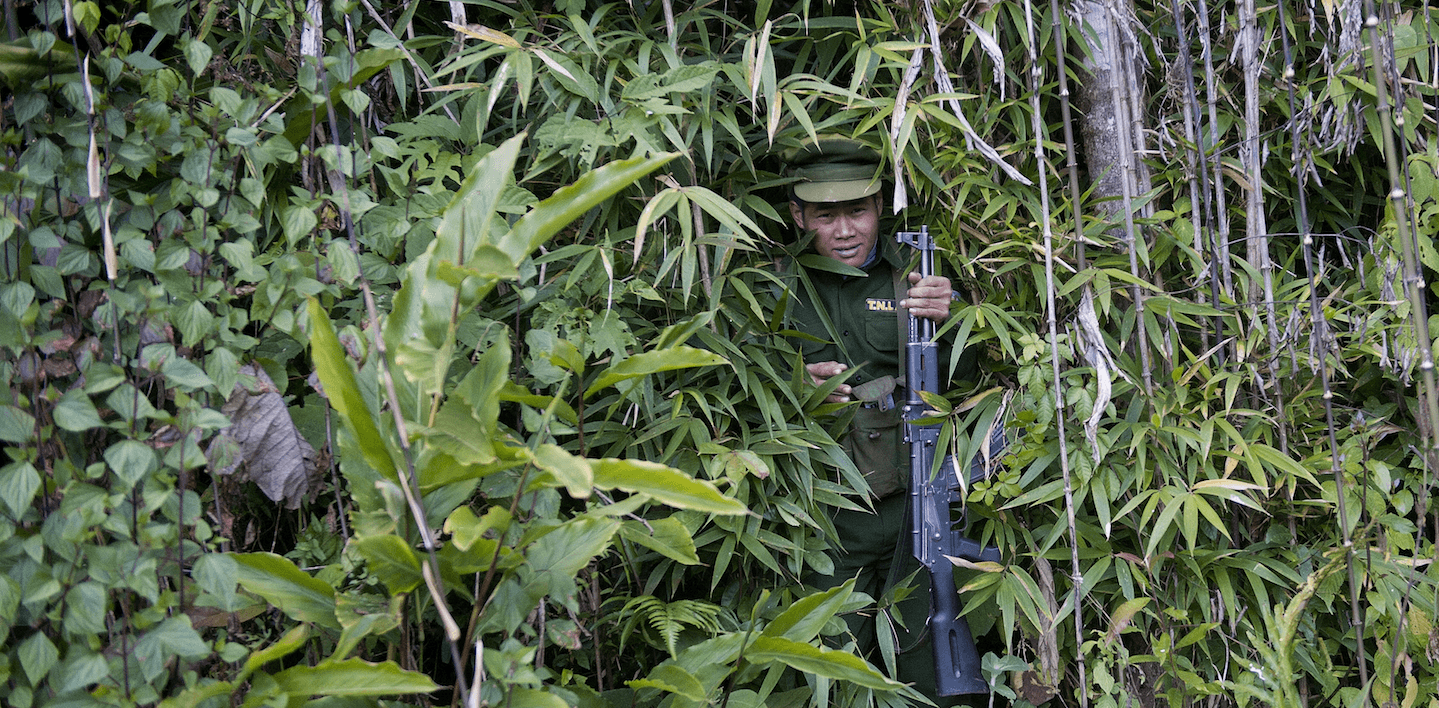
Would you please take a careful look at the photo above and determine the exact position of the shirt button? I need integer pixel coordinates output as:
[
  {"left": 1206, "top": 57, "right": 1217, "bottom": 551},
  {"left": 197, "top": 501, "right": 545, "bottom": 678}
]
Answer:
[
  {"left": 843, "top": 330, "right": 850, "bottom": 337},
  {"left": 868, "top": 432, "right": 882, "bottom": 440}
]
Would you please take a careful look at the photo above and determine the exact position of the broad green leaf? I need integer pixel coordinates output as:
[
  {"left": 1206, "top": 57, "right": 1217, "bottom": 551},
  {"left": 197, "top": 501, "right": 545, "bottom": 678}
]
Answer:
[
  {"left": 53, "top": 389, "right": 103, "bottom": 431},
  {"left": 18, "top": 632, "right": 58, "bottom": 684},
  {"left": 628, "top": 664, "right": 707, "bottom": 701},
  {"left": 334, "top": 592, "right": 404, "bottom": 659},
  {"left": 135, "top": 616, "right": 211, "bottom": 661},
  {"left": 63, "top": 581, "right": 107, "bottom": 635},
  {"left": 504, "top": 688, "right": 572, "bottom": 708},
  {"left": 0, "top": 462, "right": 39, "bottom": 517},
  {"left": 240, "top": 624, "right": 310, "bottom": 684},
  {"left": 619, "top": 517, "right": 701, "bottom": 565},
  {"left": 591, "top": 458, "right": 747, "bottom": 515},
  {"left": 104, "top": 440, "right": 157, "bottom": 489},
  {"left": 584, "top": 346, "right": 729, "bottom": 398},
  {"left": 193, "top": 553, "right": 239, "bottom": 610},
  {"left": 503, "top": 153, "right": 676, "bottom": 262},
  {"left": 55, "top": 647, "right": 110, "bottom": 693},
  {"left": 158, "top": 680, "right": 235, "bottom": 708},
  {"left": 0, "top": 404, "right": 34, "bottom": 442},
  {"left": 743, "top": 636, "right": 902, "bottom": 690},
  {"left": 308, "top": 298, "right": 397, "bottom": 481},
  {"left": 445, "top": 505, "right": 512, "bottom": 552},
  {"left": 272, "top": 658, "right": 438, "bottom": 697},
  {"left": 526, "top": 517, "right": 621, "bottom": 583},
  {"left": 532, "top": 443, "right": 593, "bottom": 498},
  {"left": 352, "top": 535, "right": 424, "bottom": 595},
  {"left": 232, "top": 552, "right": 339, "bottom": 629},
  {"left": 762, "top": 579, "right": 853, "bottom": 643}
]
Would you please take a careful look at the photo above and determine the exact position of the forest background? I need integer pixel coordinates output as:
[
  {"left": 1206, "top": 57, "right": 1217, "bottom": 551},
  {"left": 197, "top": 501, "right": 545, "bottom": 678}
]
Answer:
[{"left": 2, "top": 0, "right": 1437, "bottom": 707}]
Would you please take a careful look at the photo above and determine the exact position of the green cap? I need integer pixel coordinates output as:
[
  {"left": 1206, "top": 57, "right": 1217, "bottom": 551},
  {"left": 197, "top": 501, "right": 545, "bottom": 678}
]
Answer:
[{"left": 788, "top": 136, "right": 883, "bottom": 203}]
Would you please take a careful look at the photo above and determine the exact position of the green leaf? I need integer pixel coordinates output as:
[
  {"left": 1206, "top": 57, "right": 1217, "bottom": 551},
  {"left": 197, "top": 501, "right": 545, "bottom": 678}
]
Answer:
[
  {"left": 445, "top": 505, "right": 511, "bottom": 552},
  {"left": 53, "top": 389, "right": 103, "bottom": 431},
  {"left": 183, "top": 36, "right": 212, "bottom": 75},
  {"left": 619, "top": 517, "right": 701, "bottom": 565},
  {"left": 584, "top": 346, "right": 729, "bottom": 398},
  {"left": 744, "top": 636, "right": 902, "bottom": 690},
  {"left": 762, "top": 579, "right": 853, "bottom": 643},
  {"left": 163, "top": 355, "right": 215, "bottom": 390},
  {"left": 232, "top": 552, "right": 339, "bottom": 629},
  {"left": 352, "top": 535, "right": 424, "bottom": 594},
  {"left": 105, "top": 440, "right": 157, "bottom": 489},
  {"left": 283, "top": 204, "right": 318, "bottom": 246},
  {"left": 591, "top": 459, "right": 747, "bottom": 515},
  {"left": 526, "top": 518, "right": 621, "bottom": 589},
  {"left": 308, "top": 298, "right": 397, "bottom": 481},
  {"left": 193, "top": 553, "right": 239, "bottom": 610},
  {"left": 271, "top": 658, "right": 438, "bottom": 697},
  {"left": 135, "top": 616, "right": 212, "bottom": 662},
  {"left": 504, "top": 153, "right": 676, "bottom": 262},
  {"left": 0, "top": 462, "right": 39, "bottom": 517},
  {"left": 63, "top": 582, "right": 108, "bottom": 635},
  {"left": 628, "top": 664, "right": 707, "bottom": 701},
  {"left": 240, "top": 624, "right": 309, "bottom": 684},
  {"left": 0, "top": 404, "right": 36, "bottom": 442},
  {"left": 532, "top": 443, "right": 593, "bottom": 498},
  {"left": 18, "top": 632, "right": 58, "bottom": 684},
  {"left": 504, "top": 688, "right": 572, "bottom": 708},
  {"left": 55, "top": 647, "right": 109, "bottom": 693}
]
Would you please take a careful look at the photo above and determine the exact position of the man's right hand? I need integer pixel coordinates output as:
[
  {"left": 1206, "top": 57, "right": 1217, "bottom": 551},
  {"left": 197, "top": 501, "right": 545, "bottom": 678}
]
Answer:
[{"left": 806, "top": 361, "right": 852, "bottom": 403}]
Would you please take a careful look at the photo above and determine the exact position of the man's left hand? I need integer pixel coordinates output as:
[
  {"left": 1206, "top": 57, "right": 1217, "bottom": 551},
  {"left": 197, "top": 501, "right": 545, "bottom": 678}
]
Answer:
[{"left": 901, "top": 272, "right": 953, "bottom": 322}]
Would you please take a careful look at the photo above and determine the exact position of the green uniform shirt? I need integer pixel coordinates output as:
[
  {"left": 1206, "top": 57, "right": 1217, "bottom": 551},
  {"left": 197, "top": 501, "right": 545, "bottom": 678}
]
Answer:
[
  {"left": 789, "top": 237, "right": 909, "bottom": 388},
  {"left": 787, "top": 235, "right": 977, "bottom": 498}
]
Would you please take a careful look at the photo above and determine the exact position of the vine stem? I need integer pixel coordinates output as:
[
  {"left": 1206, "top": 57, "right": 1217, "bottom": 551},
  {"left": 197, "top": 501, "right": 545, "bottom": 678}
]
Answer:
[{"left": 1025, "top": 1, "right": 1087, "bottom": 704}]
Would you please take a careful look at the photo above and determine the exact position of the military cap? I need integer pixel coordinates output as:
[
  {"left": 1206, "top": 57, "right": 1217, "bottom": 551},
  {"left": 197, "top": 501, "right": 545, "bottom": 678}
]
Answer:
[{"left": 787, "top": 136, "right": 883, "bottom": 203}]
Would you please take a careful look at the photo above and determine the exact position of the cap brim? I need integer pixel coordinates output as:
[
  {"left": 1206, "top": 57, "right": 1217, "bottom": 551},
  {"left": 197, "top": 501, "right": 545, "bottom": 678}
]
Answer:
[{"left": 793, "top": 177, "right": 882, "bottom": 203}]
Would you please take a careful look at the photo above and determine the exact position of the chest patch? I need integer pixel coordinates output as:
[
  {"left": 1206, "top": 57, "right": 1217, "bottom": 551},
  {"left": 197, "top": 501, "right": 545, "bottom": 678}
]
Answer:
[{"left": 866, "top": 298, "right": 896, "bottom": 312}]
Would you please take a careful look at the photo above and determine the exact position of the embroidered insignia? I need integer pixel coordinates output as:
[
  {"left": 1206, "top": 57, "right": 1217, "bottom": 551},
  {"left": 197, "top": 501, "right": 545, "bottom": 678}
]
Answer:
[{"left": 866, "top": 298, "right": 896, "bottom": 312}]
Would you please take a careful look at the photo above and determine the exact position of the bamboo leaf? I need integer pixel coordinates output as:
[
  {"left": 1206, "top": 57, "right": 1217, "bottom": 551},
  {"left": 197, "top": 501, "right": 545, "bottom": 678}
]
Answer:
[
  {"left": 272, "top": 658, "right": 438, "bottom": 697},
  {"left": 584, "top": 346, "right": 729, "bottom": 398},
  {"left": 232, "top": 552, "right": 339, "bottom": 629},
  {"left": 743, "top": 636, "right": 903, "bottom": 690},
  {"left": 307, "top": 298, "right": 397, "bottom": 481},
  {"left": 591, "top": 458, "right": 747, "bottom": 515}
]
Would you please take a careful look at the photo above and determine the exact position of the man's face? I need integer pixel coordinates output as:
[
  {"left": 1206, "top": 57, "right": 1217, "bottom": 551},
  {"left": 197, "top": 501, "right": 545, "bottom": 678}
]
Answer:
[{"left": 790, "top": 195, "right": 881, "bottom": 269}]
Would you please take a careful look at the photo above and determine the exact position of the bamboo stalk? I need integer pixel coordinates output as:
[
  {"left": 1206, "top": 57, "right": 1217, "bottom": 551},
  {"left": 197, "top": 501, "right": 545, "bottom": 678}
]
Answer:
[
  {"left": 1194, "top": 0, "right": 1234, "bottom": 299},
  {"left": 1373, "top": 3, "right": 1436, "bottom": 704},
  {"left": 1166, "top": 0, "right": 1220, "bottom": 362},
  {"left": 1101, "top": 0, "right": 1153, "bottom": 394},
  {"left": 1024, "top": 1, "right": 1088, "bottom": 705},
  {"left": 1241, "top": 0, "right": 1291, "bottom": 458},
  {"left": 1048, "top": 0, "right": 1087, "bottom": 271}
]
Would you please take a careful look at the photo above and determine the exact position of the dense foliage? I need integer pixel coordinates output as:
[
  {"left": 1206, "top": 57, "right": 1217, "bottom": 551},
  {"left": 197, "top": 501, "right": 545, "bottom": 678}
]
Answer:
[{"left": 1, "top": 0, "right": 1437, "bottom": 707}]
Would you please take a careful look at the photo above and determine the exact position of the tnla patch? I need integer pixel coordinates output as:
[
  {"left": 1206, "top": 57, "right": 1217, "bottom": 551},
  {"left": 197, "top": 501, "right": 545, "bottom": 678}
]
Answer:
[{"left": 866, "top": 298, "right": 896, "bottom": 312}]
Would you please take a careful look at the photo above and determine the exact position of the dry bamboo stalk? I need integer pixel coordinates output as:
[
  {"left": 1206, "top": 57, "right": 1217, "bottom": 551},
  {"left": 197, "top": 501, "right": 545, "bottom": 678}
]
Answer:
[
  {"left": 1049, "top": 0, "right": 1088, "bottom": 271},
  {"left": 1240, "top": 0, "right": 1290, "bottom": 457},
  {"left": 1166, "top": 0, "right": 1219, "bottom": 360},
  {"left": 1025, "top": 1, "right": 1088, "bottom": 704},
  {"left": 1194, "top": 0, "right": 1234, "bottom": 296},
  {"left": 1102, "top": 0, "right": 1153, "bottom": 394},
  {"left": 1273, "top": 11, "right": 1332, "bottom": 706}
]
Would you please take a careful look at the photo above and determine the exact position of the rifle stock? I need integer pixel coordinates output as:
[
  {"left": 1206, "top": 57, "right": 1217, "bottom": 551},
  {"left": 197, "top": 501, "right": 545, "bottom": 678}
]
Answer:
[{"left": 897, "top": 226, "right": 1002, "bottom": 697}]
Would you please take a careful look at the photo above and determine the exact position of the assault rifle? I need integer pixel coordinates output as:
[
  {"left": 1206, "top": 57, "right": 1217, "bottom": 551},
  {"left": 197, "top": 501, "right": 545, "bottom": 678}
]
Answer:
[{"left": 896, "top": 226, "right": 1003, "bottom": 696}]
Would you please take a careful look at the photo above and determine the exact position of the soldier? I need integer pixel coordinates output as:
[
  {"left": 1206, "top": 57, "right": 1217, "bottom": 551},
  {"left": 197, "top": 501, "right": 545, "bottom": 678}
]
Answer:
[{"left": 784, "top": 136, "right": 981, "bottom": 705}]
